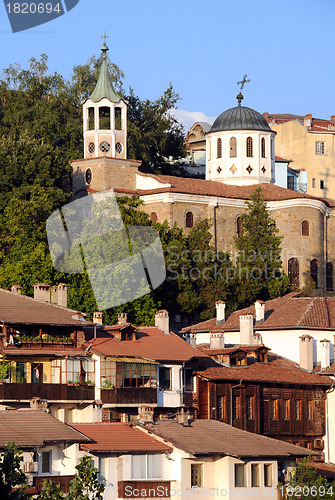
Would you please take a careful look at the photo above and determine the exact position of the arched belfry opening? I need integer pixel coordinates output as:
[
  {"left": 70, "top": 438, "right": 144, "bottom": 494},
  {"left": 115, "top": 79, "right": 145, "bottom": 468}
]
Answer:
[{"left": 82, "top": 40, "right": 127, "bottom": 160}]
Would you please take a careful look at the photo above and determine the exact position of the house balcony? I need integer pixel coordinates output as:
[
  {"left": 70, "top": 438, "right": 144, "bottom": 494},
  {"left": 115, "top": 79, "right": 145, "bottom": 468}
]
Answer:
[
  {"left": 101, "top": 387, "right": 157, "bottom": 405},
  {"left": 118, "top": 481, "right": 171, "bottom": 498},
  {"left": 34, "top": 475, "right": 74, "bottom": 493},
  {"left": 0, "top": 383, "right": 95, "bottom": 402}
]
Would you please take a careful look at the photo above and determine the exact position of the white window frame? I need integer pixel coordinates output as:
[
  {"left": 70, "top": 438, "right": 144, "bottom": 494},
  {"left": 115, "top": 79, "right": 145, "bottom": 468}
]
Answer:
[
  {"left": 40, "top": 450, "right": 52, "bottom": 475},
  {"left": 315, "top": 141, "right": 326, "bottom": 155},
  {"left": 131, "top": 454, "right": 162, "bottom": 480}
]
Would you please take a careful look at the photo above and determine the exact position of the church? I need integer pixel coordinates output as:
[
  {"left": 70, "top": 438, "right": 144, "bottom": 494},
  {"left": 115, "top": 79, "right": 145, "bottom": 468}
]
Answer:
[{"left": 70, "top": 42, "right": 335, "bottom": 293}]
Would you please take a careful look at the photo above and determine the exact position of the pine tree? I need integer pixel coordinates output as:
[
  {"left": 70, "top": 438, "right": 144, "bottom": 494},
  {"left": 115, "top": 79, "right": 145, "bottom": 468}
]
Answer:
[{"left": 234, "top": 186, "right": 290, "bottom": 306}]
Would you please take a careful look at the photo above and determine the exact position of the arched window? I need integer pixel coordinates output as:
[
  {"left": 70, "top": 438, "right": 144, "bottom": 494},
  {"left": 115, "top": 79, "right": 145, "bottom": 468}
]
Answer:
[
  {"left": 150, "top": 212, "right": 158, "bottom": 222},
  {"left": 288, "top": 258, "right": 299, "bottom": 287},
  {"left": 326, "top": 262, "right": 333, "bottom": 292},
  {"left": 261, "top": 138, "right": 266, "bottom": 158},
  {"left": 246, "top": 137, "right": 253, "bottom": 157},
  {"left": 301, "top": 221, "right": 309, "bottom": 236},
  {"left": 236, "top": 216, "right": 242, "bottom": 237},
  {"left": 217, "top": 138, "right": 222, "bottom": 158},
  {"left": 230, "top": 137, "right": 237, "bottom": 158},
  {"left": 99, "top": 107, "right": 110, "bottom": 129},
  {"left": 310, "top": 259, "right": 318, "bottom": 288},
  {"left": 185, "top": 212, "right": 194, "bottom": 228}
]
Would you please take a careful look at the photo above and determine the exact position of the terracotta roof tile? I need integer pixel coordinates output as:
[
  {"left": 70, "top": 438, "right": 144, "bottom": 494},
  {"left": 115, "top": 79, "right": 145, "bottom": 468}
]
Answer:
[
  {"left": 197, "top": 354, "right": 332, "bottom": 386},
  {"left": 0, "top": 410, "right": 89, "bottom": 448},
  {"left": 0, "top": 288, "right": 92, "bottom": 327},
  {"left": 71, "top": 423, "right": 171, "bottom": 453},
  {"left": 141, "top": 420, "right": 311, "bottom": 457},
  {"left": 86, "top": 326, "right": 208, "bottom": 362}
]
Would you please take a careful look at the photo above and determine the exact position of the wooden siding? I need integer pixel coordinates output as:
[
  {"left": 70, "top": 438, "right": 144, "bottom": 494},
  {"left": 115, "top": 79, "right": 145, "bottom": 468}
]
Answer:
[
  {"left": 101, "top": 387, "right": 157, "bottom": 405},
  {"left": 0, "top": 383, "right": 95, "bottom": 401}
]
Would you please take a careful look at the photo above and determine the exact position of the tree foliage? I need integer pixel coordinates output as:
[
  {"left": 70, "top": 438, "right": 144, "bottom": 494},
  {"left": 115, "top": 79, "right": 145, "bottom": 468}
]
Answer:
[
  {"left": 0, "top": 442, "right": 26, "bottom": 499},
  {"left": 286, "top": 457, "right": 335, "bottom": 500}
]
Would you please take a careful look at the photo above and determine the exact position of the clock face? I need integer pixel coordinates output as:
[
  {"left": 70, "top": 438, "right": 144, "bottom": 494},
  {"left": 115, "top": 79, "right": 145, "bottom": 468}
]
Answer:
[
  {"left": 88, "top": 142, "right": 95, "bottom": 154},
  {"left": 85, "top": 168, "right": 92, "bottom": 184},
  {"left": 99, "top": 141, "right": 110, "bottom": 153}
]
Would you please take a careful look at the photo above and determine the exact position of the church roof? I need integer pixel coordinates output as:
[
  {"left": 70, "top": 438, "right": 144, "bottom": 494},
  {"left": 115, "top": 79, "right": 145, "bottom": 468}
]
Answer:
[
  {"left": 86, "top": 43, "right": 122, "bottom": 104},
  {"left": 209, "top": 106, "right": 272, "bottom": 133}
]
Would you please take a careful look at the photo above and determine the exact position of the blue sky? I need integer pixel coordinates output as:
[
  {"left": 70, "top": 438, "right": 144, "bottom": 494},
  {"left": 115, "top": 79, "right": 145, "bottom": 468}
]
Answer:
[{"left": 0, "top": 0, "right": 334, "bottom": 130}]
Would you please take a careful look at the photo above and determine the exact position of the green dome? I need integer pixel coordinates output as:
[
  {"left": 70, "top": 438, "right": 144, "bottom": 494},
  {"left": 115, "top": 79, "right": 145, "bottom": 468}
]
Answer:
[{"left": 210, "top": 106, "right": 272, "bottom": 133}]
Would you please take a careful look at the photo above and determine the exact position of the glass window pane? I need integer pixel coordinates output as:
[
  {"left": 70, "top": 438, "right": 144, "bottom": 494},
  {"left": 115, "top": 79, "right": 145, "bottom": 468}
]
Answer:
[
  {"left": 132, "top": 455, "right": 146, "bottom": 479},
  {"left": 41, "top": 451, "right": 51, "bottom": 474},
  {"left": 264, "top": 464, "right": 272, "bottom": 487},
  {"left": 235, "top": 464, "right": 245, "bottom": 487},
  {"left": 251, "top": 464, "right": 259, "bottom": 487},
  {"left": 148, "top": 455, "right": 161, "bottom": 479}
]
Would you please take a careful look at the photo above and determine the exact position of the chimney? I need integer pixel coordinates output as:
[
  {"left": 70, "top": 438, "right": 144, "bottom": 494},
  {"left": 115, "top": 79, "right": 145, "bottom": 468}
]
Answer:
[
  {"left": 11, "top": 284, "right": 22, "bottom": 295},
  {"left": 33, "top": 283, "right": 50, "bottom": 302},
  {"left": 57, "top": 283, "right": 68, "bottom": 308},
  {"left": 177, "top": 407, "right": 190, "bottom": 426},
  {"left": 30, "top": 397, "right": 48, "bottom": 412},
  {"left": 185, "top": 332, "right": 197, "bottom": 346},
  {"left": 118, "top": 313, "right": 127, "bottom": 325},
  {"left": 138, "top": 405, "right": 154, "bottom": 423},
  {"left": 255, "top": 301, "right": 265, "bottom": 323},
  {"left": 331, "top": 115, "right": 335, "bottom": 125},
  {"left": 215, "top": 301, "right": 226, "bottom": 325},
  {"left": 210, "top": 332, "right": 224, "bottom": 350},
  {"left": 304, "top": 114, "right": 312, "bottom": 128},
  {"left": 299, "top": 334, "right": 314, "bottom": 372},
  {"left": 320, "top": 339, "right": 331, "bottom": 370},
  {"left": 93, "top": 312, "right": 103, "bottom": 326},
  {"left": 155, "top": 310, "right": 169, "bottom": 334},
  {"left": 76, "top": 331, "right": 85, "bottom": 348},
  {"left": 263, "top": 112, "right": 269, "bottom": 121},
  {"left": 50, "top": 286, "right": 58, "bottom": 305},
  {"left": 239, "top": 314, "right": 254, "bottom": 345}
]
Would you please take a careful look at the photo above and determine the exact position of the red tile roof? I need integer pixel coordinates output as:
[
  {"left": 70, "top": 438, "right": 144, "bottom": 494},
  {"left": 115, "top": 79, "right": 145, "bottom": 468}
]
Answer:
[
  {"left": 197, "top": 354, "right": 332, "bottom": 386},
  {"left": 265, "top": 113, "right": 335, "bottom": 133},
  {"left": 275, "top": 155, "right": 292, "bottom": 163},
  {"left": 0, "top": 288, "right": 93, "bottom": 327},
  {"left": 1, "top": 346, "right": 86, "bottom": 357},
  {"left": 71, "top": 423, "right": 171, "bottom": 453},
  {"left": 140, "top": 420, "right": 311, "bottom": 457},
  {"left": 85, "top": 326, "right": 208, "bottom": 362},
  {"left": 0, "top": 410, "right": 89, "bottom": 448},
  {"left": 186, "top": 292, "right": 335, "bottom": 332}
]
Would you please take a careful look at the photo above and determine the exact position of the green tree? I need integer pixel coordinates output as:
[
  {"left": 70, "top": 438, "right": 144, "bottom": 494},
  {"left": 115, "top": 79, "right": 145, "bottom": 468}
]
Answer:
[
  {"left": 37, "top": 480, "right": 64, "bottom": 500},
  {"left": 0, "top": 442, "right": 26, "bottom": 499},
  {"left": 234, "top": 186, "right": 290, "bottom": 307},
  {"left": 285, "top": 457, "right": 335, "bottom": 500},
  {"left": 67, "top": 456, "right": 104, "bottom": 500}
]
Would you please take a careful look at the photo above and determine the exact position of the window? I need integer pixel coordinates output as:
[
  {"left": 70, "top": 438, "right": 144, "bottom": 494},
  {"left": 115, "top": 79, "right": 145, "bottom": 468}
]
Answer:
[
  {"left": 184, "top": 368, "right": 194, "bottom": 392},
  {"left": 302, "top": 220, "right": 309, "bottom": 236},
  {"left": 185, "top": 212, "right": 194, "bottom": 228},
  {"left": 251, "top": 464, "right": 260, "bottom": 487},
  {"left": 294, "top": 400, "right": 302, "bottom": 420},
  {"left": 310, "top": 259, "right": 318, "bottom": 288},
  {"left": 287, "top": 176, "right": 295, "bottom": 190},
  {"left": 159, "top": 367, "right": 171, "bottom": 390},
  {"left": 217, "top": 138, "right": 222, "bottom": 158},
  {"left": 115, "top": 107, "right": 122, "bottom": 130},
  {"left": 246, "top": 396, "right": 254, "bottom": 420},
  {"left": 88, "top": 107, "right": 95, "bottom": 130},
  {"left": 282, "top": 400, "right": 290, "bottom": 420},
  {"left": 32, "top": 363, "right": 43, "bottom": 384},
  {"left": 132, "top": 455, "right": 161, "bottom": 479},
  {"left": 85, "top": 168, "right": 92, "bottom": 185},
  {"left": 115, "top": 142, "right": 123, "bottom": 154},
  {"left": 261, "top": 137, "right": 266, "bottom": 158},
  {"left": 16, "top": 363, "right": 26, "bottom": 383},
  {"left": 232, "top": 395, "right": 240, "bottom": 420},
  {"left": 326, "top": 262, "right": 333, "bottom": 292},
  {"left": 230, "top": 137, "right": 237, "bottom": 157},
  {"left": 312, "top": 178, "right": 316, "bottom": 188},
  {"left": 99, "top": 106, "right": 110, "bottom": 129},
  {"left": 115, "top": 362, "right": 157, "bottom": 389},
  {"left": 307, "top": 400, "right": 314, "bottom": 420},
  {"left": 217, "top": 395, "right": 226, "bottom": 420},
  {"left": 315, "top": 141, "right": 325, "bottom": 155},
  {"left": 320, "top": 180, "right": 325, "bottom": 189},
  {"left": 41, "top": 451, "right": 51, "bottom": 474},
  {"left": 150, "top": 212, "right": 158, "bottom": 222},
  {"left": 236, "top": 216, "right": 242, "bottom": 237},
  {"left": 246, "top": 137, "right": 253, "bottom": 157},
  {"left": 288, "top": 258, "right": 299, "bottom": 288},
  {"left": 264, "top": 464, "right": 273, "bottom": 487},
  {"left": 191, "top": 464, "right": 202, "bottom": 487},
  {"left": 271, "top": 138, "right": 274, "bottom": 160},
  {"left": 270, "top": 399, "right": 278, "bottom": 420},
  {"left": 208, "top": 139, "right": 211, "bottom": 161},
  {"left": 234, "top": 464, "right": 246, "bottom": 487}
]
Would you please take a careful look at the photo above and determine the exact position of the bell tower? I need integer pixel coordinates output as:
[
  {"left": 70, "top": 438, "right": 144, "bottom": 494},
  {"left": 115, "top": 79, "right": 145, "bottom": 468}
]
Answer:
[
  {"left": 71, "top": 38, "right": 141, "bottom": 196},
  {"left": 83, "top": 41, "right": 127, "bottom": 160}
]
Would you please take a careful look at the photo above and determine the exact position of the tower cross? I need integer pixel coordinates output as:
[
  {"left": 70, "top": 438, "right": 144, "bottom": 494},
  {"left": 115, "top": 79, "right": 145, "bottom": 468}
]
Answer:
[
  {"left": 237, "top": 74, "right": 250, "bottom": 91},
  {"left": 101, "top": 32, "right": 109, "bottom": 43}
]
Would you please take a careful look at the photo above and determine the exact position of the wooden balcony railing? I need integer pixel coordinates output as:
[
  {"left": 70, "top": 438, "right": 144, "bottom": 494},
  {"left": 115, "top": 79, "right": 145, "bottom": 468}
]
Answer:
[
  {"left": 118, "top": 481, "right": 171, "bottom": 498},
  {"left": 101, "top": 387, "right": 157, "bottom": 405},
  {"left": 0, "top": 383, "right": 95, "bottom": 402},
  {"left": 34, "top": 475, "right": 74, "bottom": 493}
]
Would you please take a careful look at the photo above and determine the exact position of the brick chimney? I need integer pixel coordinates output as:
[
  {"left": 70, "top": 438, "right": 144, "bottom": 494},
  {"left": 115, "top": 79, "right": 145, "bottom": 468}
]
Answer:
[
  {"left": 255, "top": 300, "right": 265, "bottom": 323},
  {"left": 239, "top": 314, "right": 254, "bottom": 345},
  {"left": 320, "top": 339, "right": 331, "bottom": 370},
  {"left": 118, "top": 313, "right": 127, "bottom": 325},
  {"left": 30, "top": 397, "right": 48, "bottom": 412},
  {"left": 138, "top": 405, "right": 154, "bottom": 423},
  {"left": 304, "top": 114, "right": 312, "bottom": 128},
  {"left": 299, "top": 334, "right": 314, "bottom": 372},
  {"left": 93, "top": 312, "right": 103, "bottom": 326},
  {"left": 33, "top": 283, "right": 50, "bottom": 302},
  {"left": 155, "top": 310, "right": 169, "bottom": 334},
  {"left": 331, "top": 115, "right": 335, "bottom": 125},
  {"left": 215, "top": 301, "right": 226, "bottom": 325},
  {"left": 210, "top": 332, "right": 224, "bottom": 350},
  {"left": 50, "top": 283, "right": 67, "bottom": 308},
  {"left": 11, "top": 284, "right": 22, "bottom": 295},
  {"left": 263, "top": 112, "right": 269, "bottom": 121},
  {"left": 177, "top": 407, "right": 190, "bottom": 426}
]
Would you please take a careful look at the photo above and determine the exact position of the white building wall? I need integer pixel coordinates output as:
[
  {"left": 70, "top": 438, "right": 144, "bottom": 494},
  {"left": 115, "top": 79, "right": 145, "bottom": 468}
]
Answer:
[{"left": 157, "top": 364, "right": 182, "bottom": 408}]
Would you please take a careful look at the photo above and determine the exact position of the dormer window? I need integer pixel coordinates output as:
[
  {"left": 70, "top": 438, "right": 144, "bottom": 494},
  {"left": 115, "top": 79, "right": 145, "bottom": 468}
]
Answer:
[{"left": 246, "top": 137, "right": 253, "bottom": 157}]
